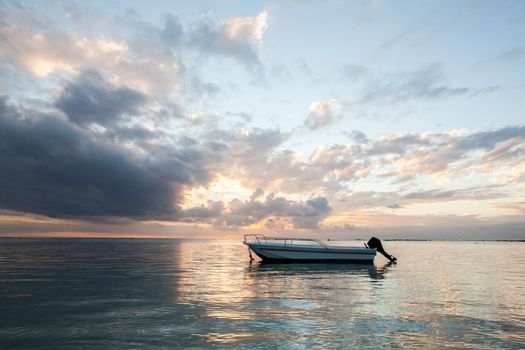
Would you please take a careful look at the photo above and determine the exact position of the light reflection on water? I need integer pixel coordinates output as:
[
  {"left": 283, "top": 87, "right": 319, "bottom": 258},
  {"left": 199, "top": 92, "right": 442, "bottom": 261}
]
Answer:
[{"left": 0, "top": 238, "right": 524, "bottom": 349}]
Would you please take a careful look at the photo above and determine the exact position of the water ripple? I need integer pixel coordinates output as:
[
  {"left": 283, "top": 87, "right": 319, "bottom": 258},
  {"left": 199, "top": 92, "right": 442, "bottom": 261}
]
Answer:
[{"left": 1, "top": 238, "right": 524, "bottom": 349}]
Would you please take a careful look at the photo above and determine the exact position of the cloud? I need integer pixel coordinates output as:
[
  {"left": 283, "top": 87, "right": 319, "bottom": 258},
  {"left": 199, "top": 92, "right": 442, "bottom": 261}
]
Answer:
[
  {"left": 0, "top": 90, "right": 523, "bottom": 232},
  {"left": 495, "top": 47, "right": 525, "bottom": 64},
  {"left": 187, "top": 10, "right": 269, "bottom": 69},
  {"left": 179, "top": 189, "right": 333, "bottom": 229},
  {"left": 493, "top": 202, "right": 525, "bottom": 214},
  {"left": 2, "top": 2, "right": 523, "bottom": 239},
  {"left": 402, "top": 185, "right": 507, "bottom": 203},
  {"left": 0, "top": 97, "right": 176, "bottom": 219},
  {"left": 477, "top": 47, "right": 525, "bottom": 67},
  {"left": 1, "top": 3, "right": 270, "bottom": 101},
  {"left": 55, "top": 70, "right": 147, "bottom": 126},
  {"left": 304, "top": 98, "right": 343, "bottom": 130},
  {"left": 179, "top": 200, "right": 225, "bottom": 219},
  {"left": 368, "top": 2, "right": 483, "bottom": 62},
  {"left": 210, "top": 127, "right": 287, "bottom": 165},
  {"left": 223, "top": 126, "right": 525, "bottom": 202},
  {"left": 353, "top": 127, "right": 525, "bottom": 181},
  {"left": 0, "top": 96, "right": 229, "bottom": 220},
  {"left": 0, "top": 25, "right": 123, "bottom": 77},
  {"left": 104, "top": 125, "right": 159, "bottom": 141},
  {"left": 228, "top": 143, "right": 372, "bottom": 195},
  {"left": 0, "top": 22, "right": 183, "bottom": 94},
  {"left": 222, "top": 10, "right": 268, "bottom": 44},
  {"left": 345, "top": 130, "right": 369, "bottom": 144},
  {"left": 367, "top": 133, "right": 432, "bottom": 155},
  {"left": 455, "top": 126, "right": 525, "bottom": 151},
  {"left": 160, "top": 14, "right": 184, "bottom": 47},
  {"left": 185, "top": 127, "right": 291, "bottom": 192},
  {"left": 362, "top": 63, "right": 469, "bottom": 104},
  {"left": 340, "top": 64, "right": 369, "bottom": 82},
  {"left": 143, "top": 140, "right": 222, "bottom": 187},
  {"left": 188, "top": 76, "right": 221, "bottom": 97},
  {"left": 469, "top": 86, "right": 500, "bottom": 97},
  {"left": 329, "top": 62, "right": 500, "bottom": 109},
  {"left": 334, "top": 190, "right": 399, "bottom": 209},
  {"left": 388, "top": 126, "right": 525, "bottom": 176},
  {"left": 124, "top": 8, "right": 270, "bottom": 72},
  {"left": 250, "top": 188, "right": 265, "bottom": 201}
]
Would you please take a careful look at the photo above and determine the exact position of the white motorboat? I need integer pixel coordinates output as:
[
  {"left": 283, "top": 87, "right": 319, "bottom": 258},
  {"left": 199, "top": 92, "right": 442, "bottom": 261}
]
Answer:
[{"left": 243, "top": 234, "right": 382, "bottom": 263}]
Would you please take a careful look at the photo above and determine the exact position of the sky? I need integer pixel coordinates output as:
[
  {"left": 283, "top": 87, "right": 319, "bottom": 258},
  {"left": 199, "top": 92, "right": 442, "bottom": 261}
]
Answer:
[{"left": 0, "top": 0, "right": 524, "bottom": 239}]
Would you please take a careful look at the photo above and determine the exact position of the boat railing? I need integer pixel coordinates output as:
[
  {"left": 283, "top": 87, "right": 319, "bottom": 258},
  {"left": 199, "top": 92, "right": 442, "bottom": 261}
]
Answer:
[{"left": 243, "top": 234, "right": 329, "bottom": 249}]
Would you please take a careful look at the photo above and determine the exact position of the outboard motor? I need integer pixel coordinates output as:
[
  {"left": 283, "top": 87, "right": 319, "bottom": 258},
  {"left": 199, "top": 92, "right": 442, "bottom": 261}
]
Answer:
[{"left": 367, "top": 237, "right": 397, "bottom": 263}]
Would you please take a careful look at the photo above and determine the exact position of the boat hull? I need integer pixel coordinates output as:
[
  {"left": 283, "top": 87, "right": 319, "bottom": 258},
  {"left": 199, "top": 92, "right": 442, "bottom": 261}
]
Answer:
[{"left": 245, "top": 243, "right": 376, "bottom": 263}]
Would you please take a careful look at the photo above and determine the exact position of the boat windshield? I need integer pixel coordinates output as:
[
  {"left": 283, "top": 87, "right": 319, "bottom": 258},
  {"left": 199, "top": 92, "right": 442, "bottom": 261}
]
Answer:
[{"left": 244, "top": 234, "right": 329, "bottom": 247}]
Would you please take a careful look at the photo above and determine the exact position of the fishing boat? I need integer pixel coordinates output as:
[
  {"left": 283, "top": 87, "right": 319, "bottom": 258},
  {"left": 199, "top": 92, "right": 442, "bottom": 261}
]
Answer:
[{"left": 243, "top": 234, "right": 397, "bottom": 263}]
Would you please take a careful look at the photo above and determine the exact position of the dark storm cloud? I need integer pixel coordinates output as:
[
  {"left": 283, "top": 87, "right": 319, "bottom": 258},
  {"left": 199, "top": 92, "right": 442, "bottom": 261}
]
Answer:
[
  {"left": 104, "top": 125, "right": 159, "bottom": 141},
  {"left": 0, "top": 96, "right": 193, "bottom": 220},
  {"left": 55, "top": 70, "right": 147, "bottom": 126},
  {"left": 1, "top": 94, "right": 300, "bottom": 225},
  {"left": 0, "top": 91, "right": 295, "bottom": 225},
  {"left": 144, "top": 143, "right": 217, "bottom": 186}
]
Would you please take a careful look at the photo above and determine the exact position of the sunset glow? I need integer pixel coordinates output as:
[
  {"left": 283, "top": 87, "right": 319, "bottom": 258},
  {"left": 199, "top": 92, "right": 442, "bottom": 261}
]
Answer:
[{"left": 0, "top": 1, "right": 523, "bottom": 239}]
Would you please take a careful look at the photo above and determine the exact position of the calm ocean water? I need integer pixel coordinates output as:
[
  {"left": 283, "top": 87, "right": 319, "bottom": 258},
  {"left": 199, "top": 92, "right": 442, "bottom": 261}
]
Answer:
[{"left": 1, "top": 238, "right": 524, "bottom": 349}]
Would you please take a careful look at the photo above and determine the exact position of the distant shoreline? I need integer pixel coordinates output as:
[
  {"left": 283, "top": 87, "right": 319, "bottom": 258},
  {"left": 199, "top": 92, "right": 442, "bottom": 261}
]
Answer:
[
  {"left": 384, "top": 239, "right": 525, "bottom": 242},
  {"left": 0, "top": 236, "right": 524, "bottom": 242}
]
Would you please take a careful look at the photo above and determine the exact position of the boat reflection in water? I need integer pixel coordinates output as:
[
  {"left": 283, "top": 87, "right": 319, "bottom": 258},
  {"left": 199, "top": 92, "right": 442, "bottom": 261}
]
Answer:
[{"left": 247, "top": 260, "right": 395, "bottom": 280}]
